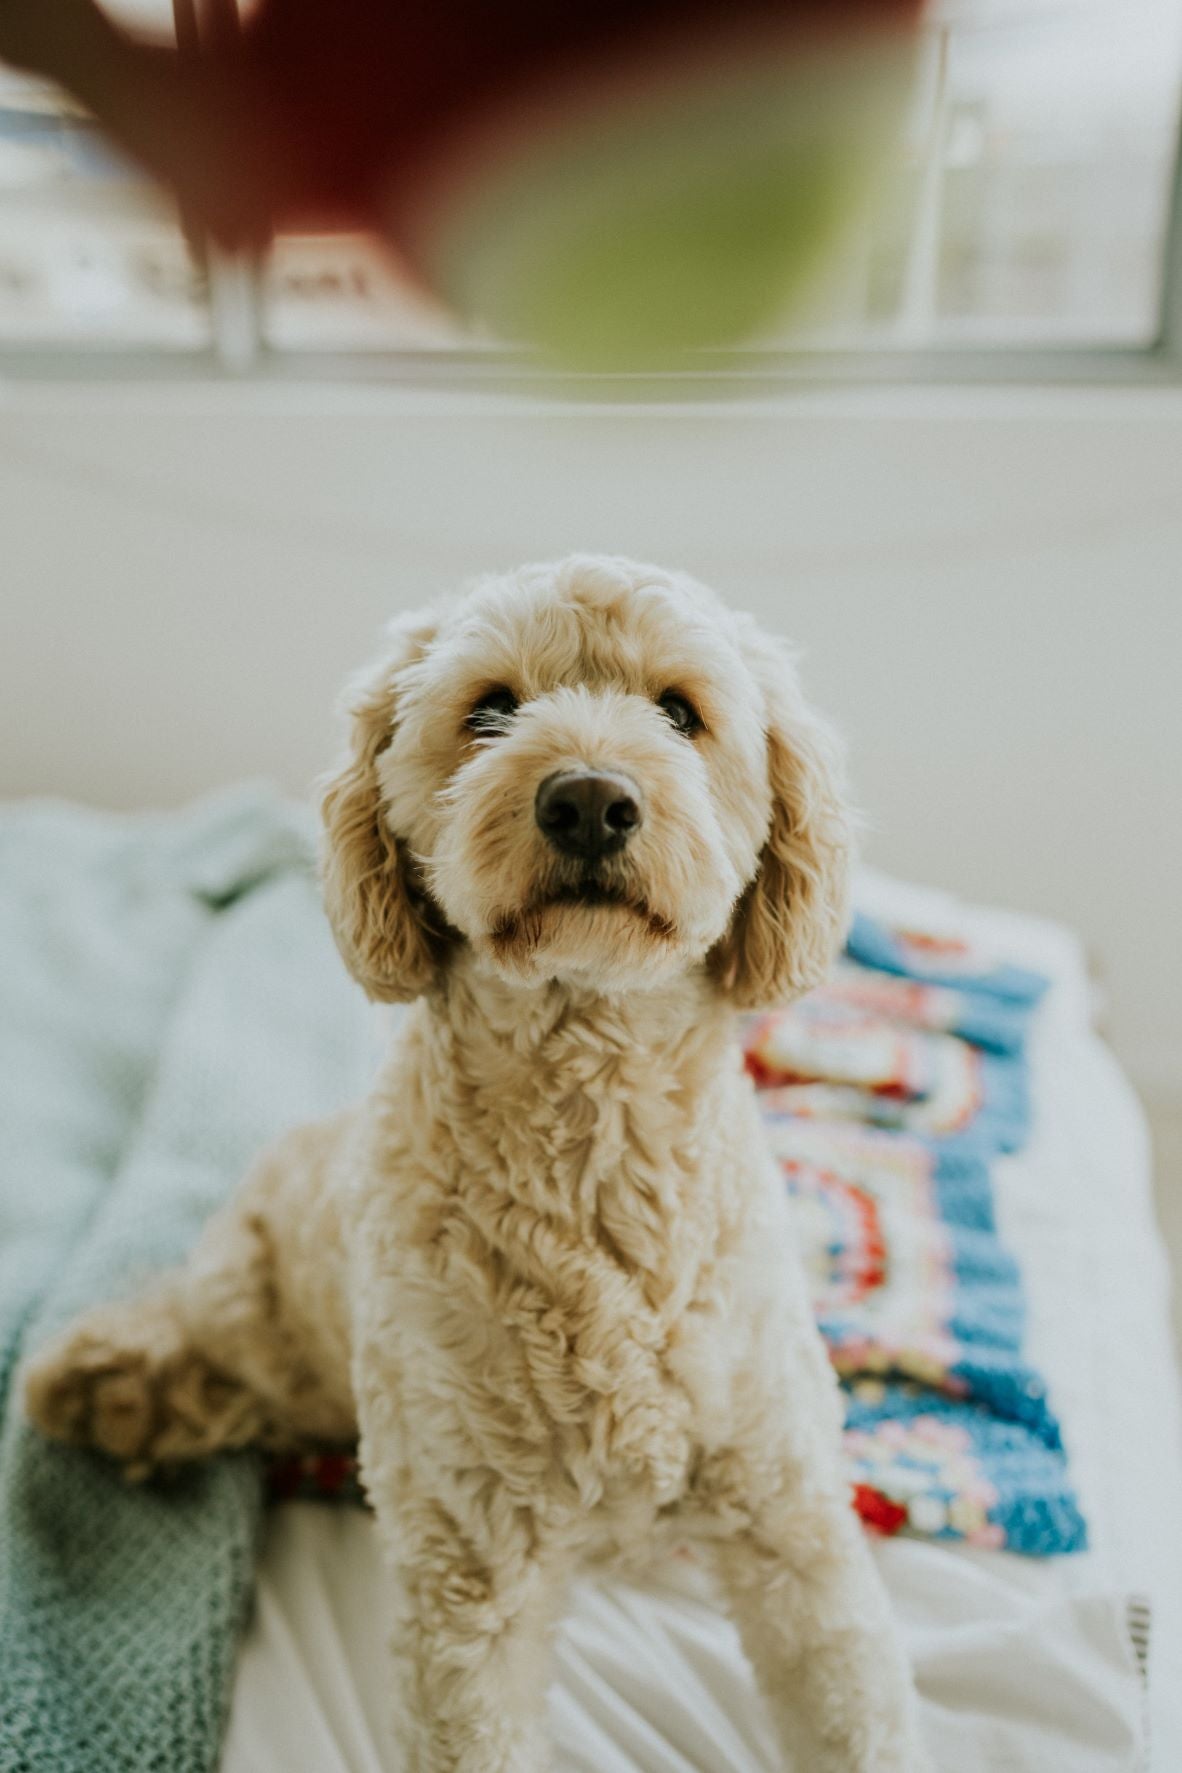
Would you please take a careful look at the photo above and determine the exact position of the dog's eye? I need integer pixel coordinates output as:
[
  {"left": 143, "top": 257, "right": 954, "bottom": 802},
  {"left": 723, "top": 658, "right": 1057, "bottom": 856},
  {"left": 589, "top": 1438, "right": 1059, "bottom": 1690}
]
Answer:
[
  {"left": 657, "top": 691, "right": 704, "bottom": 736},
  {"left": 466, "top": 687, "right": 519, "bottom": 733}
]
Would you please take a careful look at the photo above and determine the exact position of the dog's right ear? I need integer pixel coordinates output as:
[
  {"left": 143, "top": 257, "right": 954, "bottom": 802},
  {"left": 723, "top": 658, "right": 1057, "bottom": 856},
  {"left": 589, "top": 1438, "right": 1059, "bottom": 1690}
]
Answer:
[{"left": 319, "top": 611, "right": 445, "bottom": 1002}]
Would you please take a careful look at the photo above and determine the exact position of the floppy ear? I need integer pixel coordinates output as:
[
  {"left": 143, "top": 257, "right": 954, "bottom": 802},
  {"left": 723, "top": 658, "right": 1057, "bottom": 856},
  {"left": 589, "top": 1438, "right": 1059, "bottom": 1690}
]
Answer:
[
  {"left": 714, "top": 636, "right": 853, "bottom": 1009},
  {"left": 319, "top": 612, "right": 447, "bottom": 1002}
]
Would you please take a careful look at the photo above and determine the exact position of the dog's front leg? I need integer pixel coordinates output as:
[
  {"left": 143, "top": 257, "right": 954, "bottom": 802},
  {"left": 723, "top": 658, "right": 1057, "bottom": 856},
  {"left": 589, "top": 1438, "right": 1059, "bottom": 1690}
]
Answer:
[
  {"left": 383, "top": 1499, "right": 562, "bottom": 1773},
  {"left": 359, "top": 1424, "right": 565, "bottom": 1773},
  {"left": 704, "top": 1452, "right": 930, "bottom": 1773}
]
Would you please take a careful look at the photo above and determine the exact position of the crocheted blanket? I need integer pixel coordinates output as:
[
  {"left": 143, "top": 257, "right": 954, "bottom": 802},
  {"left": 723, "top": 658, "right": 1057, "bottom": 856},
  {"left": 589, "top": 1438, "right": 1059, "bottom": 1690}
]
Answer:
[
  {"left": 280, "top": 905, "right": 1087, "bottom": 1557},
  {"left": 0, "top": 792, "right": 1084, "bottom": 1773},
  {"left": 747, "top": 934, "right": 1086, "bottom": 1556}
]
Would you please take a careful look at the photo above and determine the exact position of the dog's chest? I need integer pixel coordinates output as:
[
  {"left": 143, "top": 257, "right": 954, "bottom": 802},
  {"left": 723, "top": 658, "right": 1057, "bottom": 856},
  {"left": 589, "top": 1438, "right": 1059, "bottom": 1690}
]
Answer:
[
  {"left": 366, "top": 1000, "right": 770, "bottom": 1513},
  {"left": 398, "top": 1059, "right": 746, "bottom": 1507}
]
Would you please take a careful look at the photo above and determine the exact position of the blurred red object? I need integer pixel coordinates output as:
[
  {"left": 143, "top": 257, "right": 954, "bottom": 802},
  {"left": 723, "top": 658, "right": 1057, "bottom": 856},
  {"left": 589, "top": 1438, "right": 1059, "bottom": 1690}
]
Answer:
[
  {"left": 0, "top": 0, "right": 924, "bottom": 248},
  {"left": 0, "top": 0, "right": 927, "bottom": 357},
  {"left": 851, "top": 1484, "right": 909, "bottom": 1536}
]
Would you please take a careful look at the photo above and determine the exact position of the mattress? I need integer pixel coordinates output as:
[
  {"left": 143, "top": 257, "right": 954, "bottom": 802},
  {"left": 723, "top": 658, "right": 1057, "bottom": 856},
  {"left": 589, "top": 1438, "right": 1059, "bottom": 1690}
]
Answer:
[{"left": 221, "top": 871, "right": 1182, "bottom": 1773}]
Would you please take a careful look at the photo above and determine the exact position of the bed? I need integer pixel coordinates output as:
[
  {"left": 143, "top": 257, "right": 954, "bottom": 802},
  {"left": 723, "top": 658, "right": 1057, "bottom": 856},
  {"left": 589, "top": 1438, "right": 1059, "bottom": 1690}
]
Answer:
[
  {"left": 222, "top": 868, "right": 1182, "bottom": 1773},
  {"left": 0, "top": 796, "right": 1177, "bottom": 1773}
]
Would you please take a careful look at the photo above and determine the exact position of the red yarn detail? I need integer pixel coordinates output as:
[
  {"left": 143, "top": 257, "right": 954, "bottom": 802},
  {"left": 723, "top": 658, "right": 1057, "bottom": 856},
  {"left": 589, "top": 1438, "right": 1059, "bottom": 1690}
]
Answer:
[{"left": 851, "top": 1484, "right": 908, "bottom": 1535}]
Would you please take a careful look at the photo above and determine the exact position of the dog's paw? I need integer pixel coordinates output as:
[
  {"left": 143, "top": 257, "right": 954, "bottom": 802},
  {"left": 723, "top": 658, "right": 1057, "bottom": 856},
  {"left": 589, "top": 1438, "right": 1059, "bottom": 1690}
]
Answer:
[{"left": 22, "top": 1299, "right": 260, "bottom": 1476}]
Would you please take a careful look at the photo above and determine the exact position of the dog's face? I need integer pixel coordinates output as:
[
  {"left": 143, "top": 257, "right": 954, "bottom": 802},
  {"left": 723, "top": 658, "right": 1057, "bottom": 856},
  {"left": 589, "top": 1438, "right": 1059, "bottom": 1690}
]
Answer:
[{"left": 321, "top": 557, "right": 850, "bottom": 1004}]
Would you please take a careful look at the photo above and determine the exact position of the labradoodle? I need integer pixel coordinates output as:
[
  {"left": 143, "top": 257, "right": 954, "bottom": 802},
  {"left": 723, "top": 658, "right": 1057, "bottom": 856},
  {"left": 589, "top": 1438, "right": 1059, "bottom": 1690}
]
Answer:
[{"left": 24, "top": 555, "right": 930, "bottom": 1773}]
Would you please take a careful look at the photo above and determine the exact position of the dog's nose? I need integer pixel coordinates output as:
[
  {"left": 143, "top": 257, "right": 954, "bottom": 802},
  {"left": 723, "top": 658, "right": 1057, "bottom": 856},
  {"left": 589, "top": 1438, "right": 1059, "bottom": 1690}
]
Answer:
[{"left": 535, "top": 770, "right": 642, "bottom": 860}]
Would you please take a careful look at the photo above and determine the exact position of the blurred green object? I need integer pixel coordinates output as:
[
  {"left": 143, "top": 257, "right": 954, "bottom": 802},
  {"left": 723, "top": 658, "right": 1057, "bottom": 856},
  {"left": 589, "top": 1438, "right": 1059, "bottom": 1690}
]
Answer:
[
  {"left": 420, "top": 42, "right": 919, "bottom": 366},
  {"left": 0, "top": 0, "right": 925, "bottom": 365}
]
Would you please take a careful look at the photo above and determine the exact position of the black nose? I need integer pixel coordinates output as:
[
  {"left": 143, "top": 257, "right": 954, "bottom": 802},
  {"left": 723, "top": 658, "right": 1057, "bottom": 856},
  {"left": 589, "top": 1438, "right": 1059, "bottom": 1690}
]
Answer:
[{"left": 535, "top": 770, "right": 643, "bottom": 860}]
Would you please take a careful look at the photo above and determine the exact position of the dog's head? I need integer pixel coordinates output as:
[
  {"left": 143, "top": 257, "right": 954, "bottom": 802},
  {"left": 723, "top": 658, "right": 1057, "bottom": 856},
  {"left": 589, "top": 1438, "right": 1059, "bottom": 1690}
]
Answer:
[{"left": 320, "top": 557, "right": 851, "bottom": 1005}]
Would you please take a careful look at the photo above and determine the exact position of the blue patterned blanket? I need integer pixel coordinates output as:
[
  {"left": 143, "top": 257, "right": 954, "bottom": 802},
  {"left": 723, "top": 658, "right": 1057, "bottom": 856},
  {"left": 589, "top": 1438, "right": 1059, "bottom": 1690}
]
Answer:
[
  {"left": 745, "top": 916, "right": 1086, "bottom": 1556},
  {"left": 278, "top": 892, "right": 1086, "bottom": 1558}
]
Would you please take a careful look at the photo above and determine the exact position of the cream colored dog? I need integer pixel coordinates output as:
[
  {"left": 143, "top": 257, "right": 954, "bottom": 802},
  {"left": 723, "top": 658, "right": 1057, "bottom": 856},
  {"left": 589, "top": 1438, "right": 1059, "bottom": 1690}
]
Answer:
[{"left": 24, "top": 556, "right": 929, "bottom": 1773}]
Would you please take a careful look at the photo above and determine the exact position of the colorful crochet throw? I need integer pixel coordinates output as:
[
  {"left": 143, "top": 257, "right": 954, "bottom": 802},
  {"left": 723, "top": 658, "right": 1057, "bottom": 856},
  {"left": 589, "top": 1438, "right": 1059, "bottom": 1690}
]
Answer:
[
  {"left": 279, "top": 910, "right": 1086, "bottom": 1559},
  {"left": 751, "top": 915, "right": 1084, "bottom": 1556}
]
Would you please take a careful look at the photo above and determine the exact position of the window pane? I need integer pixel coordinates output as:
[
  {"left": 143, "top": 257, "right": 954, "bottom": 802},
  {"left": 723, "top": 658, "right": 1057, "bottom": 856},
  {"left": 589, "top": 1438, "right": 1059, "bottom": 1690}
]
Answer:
[
  {"left": 0, "top": 10, "right": 209, "bottom": 351},
  {"left": 1, "top": 0, "right": 1180, "bottom": 359},
  {"left": 259, "top": 236, "right": 474, "bottom": 352},
  {"left": 766, "top": 0, "right": 1182, "bottom": 349}
]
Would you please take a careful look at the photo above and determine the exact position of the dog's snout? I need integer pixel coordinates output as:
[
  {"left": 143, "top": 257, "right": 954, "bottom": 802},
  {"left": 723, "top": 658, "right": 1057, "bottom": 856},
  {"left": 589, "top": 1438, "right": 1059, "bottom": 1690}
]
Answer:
[{"left": 535, "top": 770, "right": 642, "bottom": 860}]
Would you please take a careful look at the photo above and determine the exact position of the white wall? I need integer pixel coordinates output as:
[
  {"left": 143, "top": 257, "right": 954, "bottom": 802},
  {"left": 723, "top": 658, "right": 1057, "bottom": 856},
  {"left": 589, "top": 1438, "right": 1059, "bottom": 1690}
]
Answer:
[{"left": 1, "top": 383, "right": 1179, "bottom": 1099}]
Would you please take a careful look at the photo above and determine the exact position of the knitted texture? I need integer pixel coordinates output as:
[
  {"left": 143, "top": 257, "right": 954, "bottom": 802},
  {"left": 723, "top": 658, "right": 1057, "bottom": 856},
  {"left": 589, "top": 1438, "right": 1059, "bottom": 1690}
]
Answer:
[
  {"left": 751, "top": 921, "right": 1084, "bottom": 1555},
  {"left": 0, "top": 790, "right": 374, "bottom": 1773}
]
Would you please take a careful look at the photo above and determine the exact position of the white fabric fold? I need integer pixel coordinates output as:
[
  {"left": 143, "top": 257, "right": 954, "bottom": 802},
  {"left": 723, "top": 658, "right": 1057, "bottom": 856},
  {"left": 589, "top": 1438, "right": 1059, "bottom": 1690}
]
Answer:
[{"left": 223, "top": 1511, "right": 1149, "bottom": 1773}]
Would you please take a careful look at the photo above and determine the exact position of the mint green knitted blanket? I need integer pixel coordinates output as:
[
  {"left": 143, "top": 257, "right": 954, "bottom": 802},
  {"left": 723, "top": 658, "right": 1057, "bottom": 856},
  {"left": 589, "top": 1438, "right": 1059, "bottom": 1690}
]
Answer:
[{"left": 0, "top": 790, "right": 375, "bottom": 1773}]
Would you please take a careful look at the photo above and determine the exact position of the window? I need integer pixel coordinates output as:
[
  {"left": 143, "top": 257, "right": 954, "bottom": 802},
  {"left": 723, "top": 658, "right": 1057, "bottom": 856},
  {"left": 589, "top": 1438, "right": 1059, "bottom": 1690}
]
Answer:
[{"left": 1, "top": 0, "right": 1180, "bottom": 375}]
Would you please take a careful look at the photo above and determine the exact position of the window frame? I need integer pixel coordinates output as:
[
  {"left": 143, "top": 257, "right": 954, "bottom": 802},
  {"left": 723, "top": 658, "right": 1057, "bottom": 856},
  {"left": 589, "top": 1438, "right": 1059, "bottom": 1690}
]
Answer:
[{"left": 2, "top": 12, "right": 1182, "bottom": 393}]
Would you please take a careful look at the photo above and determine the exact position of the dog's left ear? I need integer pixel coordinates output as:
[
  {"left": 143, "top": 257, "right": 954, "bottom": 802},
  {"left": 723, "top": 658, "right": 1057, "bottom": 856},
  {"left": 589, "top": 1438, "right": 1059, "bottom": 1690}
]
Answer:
[
  {"left": 319, "top": 611, "right": 447, "bottom": 1002},
  {"left": 713, "top": 632, "right": 853, "bottom": 1009}
]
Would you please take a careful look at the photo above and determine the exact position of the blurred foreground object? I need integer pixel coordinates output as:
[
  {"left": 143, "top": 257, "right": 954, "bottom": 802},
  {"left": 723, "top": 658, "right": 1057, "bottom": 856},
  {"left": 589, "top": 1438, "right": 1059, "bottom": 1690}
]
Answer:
[{"left": 0, "top": 0, "right": 926, "bottom": 363}]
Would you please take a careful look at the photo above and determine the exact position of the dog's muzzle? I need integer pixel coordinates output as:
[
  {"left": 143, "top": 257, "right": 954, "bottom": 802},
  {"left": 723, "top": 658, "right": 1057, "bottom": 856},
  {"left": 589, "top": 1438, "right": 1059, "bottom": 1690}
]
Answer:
[{"left": 535, "top": 769, "right": 642, "bottom": 861}]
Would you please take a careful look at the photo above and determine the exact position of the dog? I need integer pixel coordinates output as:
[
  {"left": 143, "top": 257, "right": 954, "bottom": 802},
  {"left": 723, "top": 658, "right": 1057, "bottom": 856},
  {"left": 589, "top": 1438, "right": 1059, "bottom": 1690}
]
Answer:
[{"left": 24, "top": 556, "right": 930, "bottom": 1773}]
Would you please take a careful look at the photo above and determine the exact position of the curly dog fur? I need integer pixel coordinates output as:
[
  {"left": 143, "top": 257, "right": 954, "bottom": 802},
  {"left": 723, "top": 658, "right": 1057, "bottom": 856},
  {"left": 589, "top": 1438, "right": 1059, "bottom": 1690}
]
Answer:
[{"left": 24, "top": 556, "right": 930, "bottom": 1772}]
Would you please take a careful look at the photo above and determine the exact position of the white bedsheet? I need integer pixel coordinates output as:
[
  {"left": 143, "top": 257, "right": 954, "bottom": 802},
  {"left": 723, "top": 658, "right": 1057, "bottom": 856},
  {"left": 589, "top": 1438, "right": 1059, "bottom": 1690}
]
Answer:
[{"left": 222, "top": 874, "right": 1182, "bottom": 1773}]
